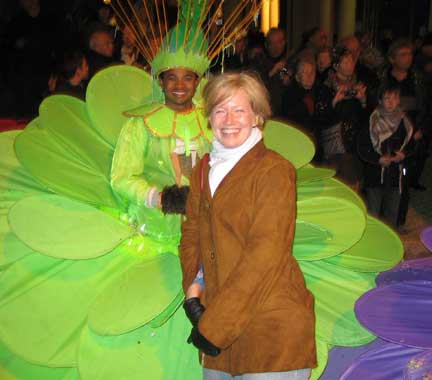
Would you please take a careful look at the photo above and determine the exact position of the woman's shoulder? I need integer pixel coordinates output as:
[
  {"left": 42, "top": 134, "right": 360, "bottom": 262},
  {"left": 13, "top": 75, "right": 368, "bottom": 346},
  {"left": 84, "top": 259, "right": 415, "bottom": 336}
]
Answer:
[{"left": 258, "top": 146, "right": 296, "bottom": 175}]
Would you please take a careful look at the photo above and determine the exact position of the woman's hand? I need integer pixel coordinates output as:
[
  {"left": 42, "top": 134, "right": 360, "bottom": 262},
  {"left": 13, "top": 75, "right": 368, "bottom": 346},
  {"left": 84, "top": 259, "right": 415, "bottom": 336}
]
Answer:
[
  {"left": 379, "top": 155, "right": 392, "bottom": 167},
  {"left": 269, "top": 60, "right": 287, "bottom": 78},
  {"left": 332, "top": 85, "right": 348, "bottom": 107},
  {"left": 354, "top": 82, "right": 367, "bottom": 103},
  {"left": 187, "top": 327, "right": 221, "bottom": 356},
  {"left": 414, "top": 130, "right": 423, "bottom": 141},
  {"left": 392, "top": 151, "right": 406, "bottom": 163}
]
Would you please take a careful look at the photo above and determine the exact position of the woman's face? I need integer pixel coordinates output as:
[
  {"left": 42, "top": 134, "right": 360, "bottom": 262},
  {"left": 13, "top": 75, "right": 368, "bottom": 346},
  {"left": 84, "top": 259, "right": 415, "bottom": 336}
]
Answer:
[
  {"left": 337, "top": 54, "right": 355, "bottom": 77},
  {"left": 297, "top": 62, "right": 316, "bottom": 89},
  {"left": 210, "top": 89, "right": 257, "bottom": 149}
]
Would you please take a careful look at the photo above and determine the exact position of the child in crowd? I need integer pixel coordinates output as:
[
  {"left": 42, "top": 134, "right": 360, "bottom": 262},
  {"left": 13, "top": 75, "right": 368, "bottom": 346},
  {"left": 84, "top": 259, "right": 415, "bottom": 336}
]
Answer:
[{"left": 358, "top": 82, "right": 413, "bottom": 227}]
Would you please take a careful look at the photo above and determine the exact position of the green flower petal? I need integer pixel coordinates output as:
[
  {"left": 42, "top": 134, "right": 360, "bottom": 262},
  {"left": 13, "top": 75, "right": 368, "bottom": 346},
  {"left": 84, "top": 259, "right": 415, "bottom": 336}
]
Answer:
[
  {"left": 296, "top": 166, "right": 335, "bottom": 184},
  {"left": 0, "top": 195, "right": 34, "bottom": 269},
  {"left": 88, "top": 253, "right": 182, "bottom": 335},
  {"left": 294, "top": 179, "right": 366, "bottom": 260},
  {"left": 0, "top": 339, "right": 79, "bottom": 380},
  {"left": 301, "top": 260, "right": 376, "bottom": 346},
  {"left": 15, "top": 118, "right": 120, "bottom": 209},
  {"left": 8, "top": 194, "right": 134, "bottom": 259},
  {"left": 0, "top": 130, "right": 47, "bottom": 194},
  {"left": 0, "top": 131, "right": 49, "bottom": 268},
  {"left": 324, "top": 216, "right": 403, "bottom": 272},
  {"left": 0, "top": 246, "right": 138, "bottom": 367},
  {"left": 86, "top": 65, "right": 153, "bottom": 146},
  {"left": 39, "top": 95, "right": 114, "bottom": 176},
  {"left": 78, "top": 309, "right": 200, "bottom": 380},
  {"left": 263, "top": 120, "right": 315, "bottom": 169}
]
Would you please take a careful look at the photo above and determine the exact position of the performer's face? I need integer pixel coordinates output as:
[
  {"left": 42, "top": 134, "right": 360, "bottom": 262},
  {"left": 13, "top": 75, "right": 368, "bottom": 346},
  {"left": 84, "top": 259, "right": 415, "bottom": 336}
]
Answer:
[
  {"left": 210, "top": 89, "right": 257, "bottom": 149},
  {"left": 159, "top": 69, "right": 199, "bottom": 112}
]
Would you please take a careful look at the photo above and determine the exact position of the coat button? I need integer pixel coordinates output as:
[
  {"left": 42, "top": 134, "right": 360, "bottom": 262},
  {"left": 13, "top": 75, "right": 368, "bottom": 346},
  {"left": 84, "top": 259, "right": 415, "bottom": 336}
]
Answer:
[{"left": 210, "top": 250, "right": 215, "bottom": 259}]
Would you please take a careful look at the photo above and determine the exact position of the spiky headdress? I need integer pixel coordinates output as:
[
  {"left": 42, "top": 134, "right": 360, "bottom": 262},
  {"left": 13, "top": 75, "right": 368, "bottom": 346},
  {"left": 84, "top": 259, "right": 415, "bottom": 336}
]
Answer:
[{"left": 109, "top": 0, "right": 262, "bottom": 77}]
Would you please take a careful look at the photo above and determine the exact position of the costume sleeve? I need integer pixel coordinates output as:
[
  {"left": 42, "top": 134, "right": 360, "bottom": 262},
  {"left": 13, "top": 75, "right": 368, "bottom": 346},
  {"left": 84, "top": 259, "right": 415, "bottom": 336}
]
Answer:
[
  {"left": 110, "top": 117, "right": 153, "bottom": 206},
  {"left": 179, "top": 160, "right": 202, "bottom": 294},
  {"left": 198, "top": 161, "right": 297, "bottom": 349}
]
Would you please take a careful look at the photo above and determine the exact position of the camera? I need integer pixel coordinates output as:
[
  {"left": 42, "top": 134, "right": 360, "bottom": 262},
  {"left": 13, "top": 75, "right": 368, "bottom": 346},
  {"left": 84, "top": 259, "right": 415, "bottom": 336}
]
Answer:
[{"left": 344, "top": 89, "right": 357, "bottom": 97}]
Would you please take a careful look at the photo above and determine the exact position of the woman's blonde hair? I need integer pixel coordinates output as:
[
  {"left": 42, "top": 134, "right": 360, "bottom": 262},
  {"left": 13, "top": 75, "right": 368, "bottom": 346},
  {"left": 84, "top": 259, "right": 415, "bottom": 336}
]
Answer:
[{"left": 203, "top": 72, "right": 272, "bottom": 128}]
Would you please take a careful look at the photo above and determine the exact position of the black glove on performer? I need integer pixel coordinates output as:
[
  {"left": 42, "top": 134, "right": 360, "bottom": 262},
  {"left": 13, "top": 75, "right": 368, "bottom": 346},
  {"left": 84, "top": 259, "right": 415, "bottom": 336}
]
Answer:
[
  {"left": 187, "top": 326, "right": 221, "bottom": 357},
  {"left": 161, "top": 185, "right": 190, "bottom": 215},
  {"left": 183, "top": 297, "right": 205, "bottom": 327}
]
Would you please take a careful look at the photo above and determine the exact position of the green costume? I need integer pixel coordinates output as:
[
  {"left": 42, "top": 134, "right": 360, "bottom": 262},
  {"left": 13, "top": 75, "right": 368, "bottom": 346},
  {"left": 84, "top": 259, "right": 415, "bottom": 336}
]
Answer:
[
  {"left": 0, "top": 1, "right": 404, "bottom": 379},
  {"left": 111, "top": 103, "right": 211, "bottom": 241}
]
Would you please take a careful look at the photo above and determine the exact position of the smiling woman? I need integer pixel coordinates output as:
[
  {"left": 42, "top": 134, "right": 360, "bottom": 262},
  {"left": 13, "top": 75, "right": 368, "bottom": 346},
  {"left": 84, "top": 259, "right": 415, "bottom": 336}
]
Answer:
[
  {"left": 180, "top": 72, "right": 317, "bottom": 380},
  {"left": 203, "top": 72, "right": 271, "bottom": 149}
]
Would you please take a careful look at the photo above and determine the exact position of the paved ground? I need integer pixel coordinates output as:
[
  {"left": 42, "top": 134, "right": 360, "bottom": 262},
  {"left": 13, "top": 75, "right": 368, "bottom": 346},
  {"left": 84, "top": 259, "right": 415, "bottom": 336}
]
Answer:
[{"left": 400, "top": 154, "right": 432, "bottom": 260}]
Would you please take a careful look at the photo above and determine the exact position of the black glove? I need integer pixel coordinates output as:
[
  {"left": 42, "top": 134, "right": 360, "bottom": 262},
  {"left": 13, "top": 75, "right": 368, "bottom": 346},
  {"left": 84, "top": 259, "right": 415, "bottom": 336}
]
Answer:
[
  {"left": 161, "top": 185, "right": 190, "bottom": 215},
  {"left": 183, "top": 297, "right": 205, "bottom": 327},
  {"left": 187, "top": 326, "right": 221, "bottom": 357}
]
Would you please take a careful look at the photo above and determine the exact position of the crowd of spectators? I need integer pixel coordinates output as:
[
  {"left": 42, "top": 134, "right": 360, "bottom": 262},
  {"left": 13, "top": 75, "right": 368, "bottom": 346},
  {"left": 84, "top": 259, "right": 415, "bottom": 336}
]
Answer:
[{"left": 1, "top": 0, "right": 431, "bottom": 231}]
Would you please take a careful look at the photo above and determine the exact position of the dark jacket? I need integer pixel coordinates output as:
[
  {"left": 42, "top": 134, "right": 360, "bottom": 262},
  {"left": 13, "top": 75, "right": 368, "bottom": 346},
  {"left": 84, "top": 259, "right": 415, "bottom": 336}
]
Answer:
[
  {"left": 282, "top": 79, "right": 317, "bottom": 132},
  {"left": 315, "top": 72, "right": 369, "bottom": 153},
  {"left": 358, "top": 119, "right": 413, "bottom": 188}
]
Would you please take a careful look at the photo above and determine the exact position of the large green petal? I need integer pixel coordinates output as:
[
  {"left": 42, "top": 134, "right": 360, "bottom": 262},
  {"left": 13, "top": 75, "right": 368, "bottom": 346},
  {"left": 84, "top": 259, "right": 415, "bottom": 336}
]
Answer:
[
  {"left": 15, "top": 119, "right": 119, "bottom": 209},
  {"left": 0, "top": 130, "right": 47, "bottom": 194},
  {"left": 297, "top": 177, "right": 366, "bottom": 212},
  {"left": 294, "top": 178, "right": 366, "bottom": 260},
  {"left": 296, "top": 166, "right": 335, "bottom": 184},
  {"left": 301, "top": 261, "right": 376, "bottom": 346},
  {"left": 8, "top": 194, "right": 134, "bottom": 259},
  {"left": 88, "top": 253, "right": 182, "bottom": 335},
  {"left": 86, "top": 65, "right": 153, "bottom": 146},
  {"left": 0, "top": 339, "right": 79, "bottom": 380},
  {"left": 78, "top": 308, "right": 201, "bottom": 380},
  {"left": 0, "top": 246, "right": 139, "bottom": 367},
  {"left": 324, "top": 216, "right": 403, "bottom": 272},
  {"left": 39, "top": 95, "right": 114, "bottom": 176},
  {"left": 0, "top": 131, "right": 48, "bottom": 268},
  {"left": 0, "top": 194, "right": 35, "bottom": 269},
  {"left": 263, "top": 120, "right": 315, "bottom": 169}
]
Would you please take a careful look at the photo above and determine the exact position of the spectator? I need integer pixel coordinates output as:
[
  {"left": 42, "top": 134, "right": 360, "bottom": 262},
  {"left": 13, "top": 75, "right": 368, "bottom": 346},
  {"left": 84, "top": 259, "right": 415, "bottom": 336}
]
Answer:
[
  {"left": 415, "top": 32, "right": 432, "bottom": 97},
  {"left": 315, "top": 46, "right": 368, "bottom": 187},
  {"left": 340, "top": 35, "right": 380, "bottom": 101},
  {"left": 224, "top": 35, "right": 249, "bottom": 71},
  {"left": 299, "top": 27, "right": 329, "bottom": 58},
  {"left": 316, "top": 46, "right": 332, "bottom": 85},
  {"left": 381, "top": 38, "right": 430, "bottom": 225},
  {"left": 54, "top": 50, "right": 89, "bottom": 100},
  {"left": 282, "top": 59, "right": 317, "bottom": 133},
  {"left": 250, "top": 28, "right": 290, "bottom": 117},
  {"left": 87, "top": 29, "right": 117, "bottom": 78},
  {"left": 358, "top": 82, "right": 413, "bottom": 227}
]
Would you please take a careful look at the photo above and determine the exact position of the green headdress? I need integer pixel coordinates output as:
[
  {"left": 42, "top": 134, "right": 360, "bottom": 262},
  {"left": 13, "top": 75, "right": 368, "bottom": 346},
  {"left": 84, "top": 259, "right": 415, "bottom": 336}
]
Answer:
[{"left": 109, "top": 0, "right": 261, "bottom": 77}]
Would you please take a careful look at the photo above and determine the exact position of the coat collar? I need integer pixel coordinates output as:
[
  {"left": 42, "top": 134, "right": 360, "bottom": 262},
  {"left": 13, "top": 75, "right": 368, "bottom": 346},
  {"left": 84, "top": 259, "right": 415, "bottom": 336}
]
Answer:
[{"left": 203, "top": 140, "right": 266, "bottom": 202}]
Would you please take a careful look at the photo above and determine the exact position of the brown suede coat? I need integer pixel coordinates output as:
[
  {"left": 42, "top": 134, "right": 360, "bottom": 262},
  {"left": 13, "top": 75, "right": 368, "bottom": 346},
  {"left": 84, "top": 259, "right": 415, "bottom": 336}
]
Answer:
[{"left": 180, "top": 141, "right": 316, "bottom": 376}]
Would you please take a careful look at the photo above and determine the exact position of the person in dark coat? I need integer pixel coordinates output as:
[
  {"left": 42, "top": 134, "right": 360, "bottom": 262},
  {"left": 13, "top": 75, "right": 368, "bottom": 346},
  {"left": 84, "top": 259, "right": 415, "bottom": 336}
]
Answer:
[
  {"left": 358, "top": 82, "right": 413, "bottom": 227},
  {"left": 314, "top": 46, "right": 369, "bottom": 187},
  {"left": 282, "top": 58, "right": 317, "bottom": 133}
]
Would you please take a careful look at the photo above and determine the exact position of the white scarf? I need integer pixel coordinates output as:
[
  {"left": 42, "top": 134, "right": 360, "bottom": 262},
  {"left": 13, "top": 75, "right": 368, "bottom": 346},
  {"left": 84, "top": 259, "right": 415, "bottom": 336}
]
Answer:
[{"left": 209, "top": 127, "right": 262, "bottom": 197}]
